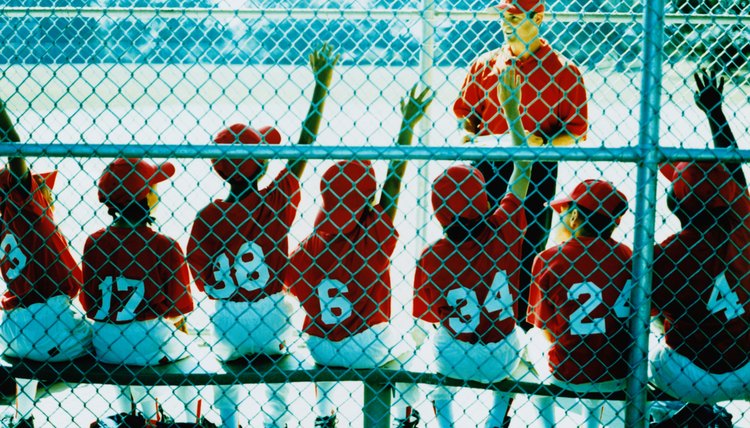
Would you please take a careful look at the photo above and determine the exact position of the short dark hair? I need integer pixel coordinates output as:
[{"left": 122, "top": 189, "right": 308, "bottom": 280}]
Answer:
[
  {"left": 667, "top": 188, "right": 733, "bottom": 231},
  {"left": 574, "top": 204, "right": 622, "bottom": 239},
  {"left": 106, "top": 198, "right": 153, "bottom": 226},
  {"left": 443, "top": 216, "right": 488, "bottom": 243}
]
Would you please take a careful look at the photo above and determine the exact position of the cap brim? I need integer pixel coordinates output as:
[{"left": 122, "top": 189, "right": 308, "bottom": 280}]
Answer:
[
  {"left": 36, "top": 170, "right": 58, "bottom": 189},
  {"left": 549, "top": 197, "right": 573, "bottom": 213},
  {"left": 659, "top": 163, "right": 677, "bottom": 181},
  {"left": 257, "top": 126, "right": 282, "bottom": 145},
  {"left": 149, "top": 162, "right": 176, "bottom": 185}
]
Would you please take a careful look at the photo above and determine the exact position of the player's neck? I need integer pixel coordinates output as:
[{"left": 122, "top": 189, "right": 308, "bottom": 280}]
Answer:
[
  {"left": 508, "top": 38, "right": 542, "bottom": 59},
  {"left": 112, "top": 217, "right": 150, "bottom": 228},
  {"left": 226, "top": 182, "right": 260, "bottom": 203}
]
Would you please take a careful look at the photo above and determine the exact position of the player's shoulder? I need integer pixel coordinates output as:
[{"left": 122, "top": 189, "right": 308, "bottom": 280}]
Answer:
[
  {"left": 85, "top": 228, "right": 107, "bottom": 245},
  {"left": 264, "top": 168, "right": 300, "bottom": 193},
  {"left": 194, "top": 201, "right": 224, "bottom": 222},
  {"left": 134, "top": 226, "right": 180, "bottom": 250},
  {"left": 420, "top": 238, "right": 455, "bottom": 263},
  {"left": 537, "top": 243, "right": 565, "bottom": 264},
  {"left": 540, "top": 41, "right": 583, "bottom": 75},
  {"left": 469, "top": 48, "right": 505, "bottom": 71},
  {"left": 610, "top": 240, "right": 634, "bottom": 258},
  {"left": 655, "top": 231, "right": 687, "bottom": 255}
]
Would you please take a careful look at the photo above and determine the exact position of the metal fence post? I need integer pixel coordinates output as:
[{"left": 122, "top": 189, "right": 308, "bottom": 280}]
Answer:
[
  {"left": 363, "top": 380, "right": 391, "bottom": 428},
  {"left": 415, "top": 0, "right": 437, "bottom": 253},
  {"left": 625, "top": 0, "right": 665, "bottom": 426}
]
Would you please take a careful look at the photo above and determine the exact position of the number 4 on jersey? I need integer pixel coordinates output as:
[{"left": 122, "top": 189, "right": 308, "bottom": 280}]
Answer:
[
  {"left": 707, "top": 273, "right": 745, "bottom": 320},
  {"left": 485, "top": 270, "right": 515, "bottom": 321},
  {"left": 446, "top": 271, "right": 515, "bottom": 335}
]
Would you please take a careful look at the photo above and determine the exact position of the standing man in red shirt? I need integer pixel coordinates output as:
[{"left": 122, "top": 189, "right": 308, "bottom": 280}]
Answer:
[
  {"left": 527, "top": 179, "right": 631, "bottom": 428},
  {"left": 454, "top": 0, "right": 588, "bottom": 328}
]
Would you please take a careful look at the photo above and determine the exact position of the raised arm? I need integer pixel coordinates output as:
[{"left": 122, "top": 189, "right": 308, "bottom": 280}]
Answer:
[
  {"left": 288, "top": 43, "right": 339, "bottom": 178},
  {"left": 497, "top": 66, "right": 535, "bottom": 199},
  {"left": 693, "top": 69, "right": 746, "bottom": 188},
  {"left": 0, "top": 96, "right": 30, "bottom": 186},
  {"left": 380, "top": 85, "right": 434, "bottom": 221}
]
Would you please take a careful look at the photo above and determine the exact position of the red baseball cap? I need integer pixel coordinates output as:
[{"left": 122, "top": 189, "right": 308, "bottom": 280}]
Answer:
[
  {"left": 0, "top": 168, "right": 57, "bottom": 190},
  {"left": 315, "top": 160, "right": 378, "bottom": 236},
  {"left": 496, "top": 0, "right": 545, "bottom": 14},
  {"left": 550, "top": 179, "right": 628, "bottom": 223},
  {"left": 431, "top": 165, "right": 490, "bottom": 227},
  {"left": 212, "top": 123, "right": 282, "bottom": 181},
  {"left": 98, "top": 158, "right": 176, "bottom": 207},
  {"left": 660, "top": 162, "right": 743, "bottom": 212},
  {"left": 35, "top": 170, "right": 58, "bottom": 189}
]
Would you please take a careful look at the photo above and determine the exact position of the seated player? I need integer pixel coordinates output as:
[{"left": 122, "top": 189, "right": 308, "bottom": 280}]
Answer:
[
  {"left": 650, "top": 69, "right": 750, "bottom": 406},
  {"left": 526, "top": 179, "right": 631, "bottom": 428},
  {"left": 80, "top": 158, "right": 196, "bottom": 423},
  {"left": 412, "top": 68, "right": 533, "bottom": 428},
  {"left": 0, "top": 95, "right": 92, "bottom": 428},
  {"left": 287, "top": 86, "right": 433, "bottom": 428},
  {"left": 187, "top": 44, "right": 338, "bottom": 428}
]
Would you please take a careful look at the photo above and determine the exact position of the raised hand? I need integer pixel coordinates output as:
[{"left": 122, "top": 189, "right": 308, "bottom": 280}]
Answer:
[
  {"left": 694, "top": 68, "right": 725, "bottom": 116},
  {"left": 400, "top": 85, "right": 435, "bottom": 132},
  {"left": 498, "top": 65, "right": 521, "bottom": 113},
  {"left": 309, "top": 43, "right": 340, "bottom": 89}
]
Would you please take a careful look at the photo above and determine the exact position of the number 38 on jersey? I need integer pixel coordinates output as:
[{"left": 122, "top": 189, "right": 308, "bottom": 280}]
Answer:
[{"left": 207, "top": 242, "right": 271, "bottom": 299}]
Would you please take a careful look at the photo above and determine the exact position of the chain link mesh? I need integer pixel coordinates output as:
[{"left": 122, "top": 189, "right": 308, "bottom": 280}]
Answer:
[{"left": 0, "top": 0, "right": 749, "bottom": 427}]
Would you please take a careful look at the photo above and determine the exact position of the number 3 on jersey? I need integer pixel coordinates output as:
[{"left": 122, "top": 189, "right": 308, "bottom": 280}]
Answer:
[
  {"left": 446, "top": 271, "right": 515, "bottom": 335},
  {"left": 208, "top": 242, "right": 270, "bottom": 299},
  {"left": 0, "top": 233, "right": 27, "bottom": 280}
]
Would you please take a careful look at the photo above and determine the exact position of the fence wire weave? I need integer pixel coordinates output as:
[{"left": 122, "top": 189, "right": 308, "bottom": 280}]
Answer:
[{"left": 0, "top": 1, "right": 749, "bottom": 428}]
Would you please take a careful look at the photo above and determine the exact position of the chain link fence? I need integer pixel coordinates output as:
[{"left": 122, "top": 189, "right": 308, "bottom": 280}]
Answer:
[{"left": 1, "top": 0, "right": 750, "bottom": 427}]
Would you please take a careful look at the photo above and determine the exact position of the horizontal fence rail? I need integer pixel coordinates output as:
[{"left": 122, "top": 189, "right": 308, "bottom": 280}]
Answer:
[
  {"left": 1, "top": 7, "right": 749, "bottom": 26},
  {"left": 1, "top": 143, "right": 749, "bottom": 163}
]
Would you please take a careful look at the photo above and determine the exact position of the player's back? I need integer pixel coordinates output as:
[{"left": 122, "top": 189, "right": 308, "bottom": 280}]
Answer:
[
  {"left": 81, "top": 225, "right": 193, "bottom": 323},
  {"left": 530, "top": 237, "right": 633, "bottom": 383},
  {"left": 653, "top": 226, "right": 750, "bottom": 373},
  {"left": 0, "top": 173, "right": 81, "bottom": 309},
  {"left": 289, "top": 205, "right": 397, "bottom": 342},
  {"left": 414, "top": 193, "right": 525, "bottom": 344},
  {"left": 187, "top": 169, "right": 299, "bottom": 302}
]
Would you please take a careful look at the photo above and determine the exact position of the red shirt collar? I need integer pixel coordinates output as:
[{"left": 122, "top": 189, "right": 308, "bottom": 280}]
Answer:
[{"left": 502, "top": 38, "right": 552, "bottom": 66}]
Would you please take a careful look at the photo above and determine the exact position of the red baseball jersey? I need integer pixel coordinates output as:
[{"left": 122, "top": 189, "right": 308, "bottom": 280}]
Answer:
[
  {"left": 0, "top": 174, "right": 81, "bottom": 310},
  {"left": 453, "top": 39, "right": 588, "bottom": 140},
  {"left": 81, "top": 226, "right": 194, "bottom": 323},
  {"left": 187, "top": 170, "right": 300, "bottom": 302},
  {"left": 527, "top": 237, "right": 633, "bottom": 384},
  {"left": 413, "top": 193, "right": 526, "bottom": 344},
  {"left": 288, "top": 205, "right": 397, "bottom": 341},
  {"left": 652, "top": 194, "right": 750, "bottom": 374}
]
